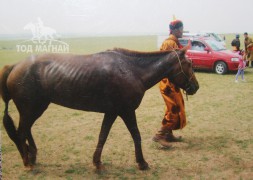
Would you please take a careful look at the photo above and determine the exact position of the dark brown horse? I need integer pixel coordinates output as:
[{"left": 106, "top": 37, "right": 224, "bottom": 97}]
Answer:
[{"left": 0, "top": 47, "right": 199, "bottom": 171}]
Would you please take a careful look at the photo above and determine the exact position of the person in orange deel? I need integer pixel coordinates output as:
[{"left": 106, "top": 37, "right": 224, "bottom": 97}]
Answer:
[
  {"left": 244, "top": 32, "right": 253, "bottom": 67},
  {"left": 153, "top": 19, "right": 186, "bottom": 147}
]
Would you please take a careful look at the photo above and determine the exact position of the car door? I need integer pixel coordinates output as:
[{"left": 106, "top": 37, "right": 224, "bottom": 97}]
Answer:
[{"left": 188, "top": 40, "right": 213, "bottom": 69}]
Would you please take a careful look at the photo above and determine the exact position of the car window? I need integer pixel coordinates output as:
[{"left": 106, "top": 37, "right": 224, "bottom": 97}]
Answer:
[
  {"left": 205, "top": 39, "right": 226, "bottom": 51},
  {"left": 210, "top": 33, "right": 223, "bottom": 42},
  {"left": 191, "top": 41, "right": 206, "bottom": 51}
]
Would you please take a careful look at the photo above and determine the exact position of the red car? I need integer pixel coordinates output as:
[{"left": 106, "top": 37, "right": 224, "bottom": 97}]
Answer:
[{"left": 179, "top": 37, "right": 241, "bottom": 74}]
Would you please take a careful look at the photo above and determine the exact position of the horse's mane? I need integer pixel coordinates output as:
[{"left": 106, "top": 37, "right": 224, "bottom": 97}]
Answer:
[{"left": 111, "top": 48, "right": 174, "bottom": 57}]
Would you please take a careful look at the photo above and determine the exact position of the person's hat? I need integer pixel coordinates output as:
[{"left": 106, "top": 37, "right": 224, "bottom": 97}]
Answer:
[
  {"left": 244, "top": 32, "right": 248, "bottom": 35},
  {"left": 169, "top": 20, "right": 183, "bottom": 31}
]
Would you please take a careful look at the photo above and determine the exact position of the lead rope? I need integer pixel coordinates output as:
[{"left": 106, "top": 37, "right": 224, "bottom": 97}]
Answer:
[
  {"left": 183, "top": 90, "right": 188, "bottom": 101},
  {"left": 171, "top": 49, "right": 189, "bottom": 101}
]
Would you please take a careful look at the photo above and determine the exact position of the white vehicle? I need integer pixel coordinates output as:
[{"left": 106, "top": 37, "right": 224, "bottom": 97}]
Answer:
[
  {"left": 157, "top": 32, "right": 226, "bottom": 49},
  {"left": 184, "top": 32, "right": 226, "bottom": 47}
]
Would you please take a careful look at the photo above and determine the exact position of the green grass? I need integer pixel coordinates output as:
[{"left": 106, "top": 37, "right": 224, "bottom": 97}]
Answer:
[
  {"left": 1, "top": 34, "right": 253, "bottom": 179},
  {"left": 0, "top": 35, "right": 157, "bottom": 68}
]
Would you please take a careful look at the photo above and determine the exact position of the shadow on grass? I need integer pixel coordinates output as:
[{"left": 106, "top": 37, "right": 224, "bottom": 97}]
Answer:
[
  {"left": 21, "top": 161, "right": 153, "bottom": 179},
  {"left": 17, "top": 135, "right": 252, "bottom": 179},
  {"left": 150, "top": 135, "right": 232, "bottom": 152}
]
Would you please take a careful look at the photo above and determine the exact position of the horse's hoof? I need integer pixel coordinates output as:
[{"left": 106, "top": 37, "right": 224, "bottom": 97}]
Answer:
[
  {"left": 23, "top": 157, "right": 30, "bottom": 167},
  {"left": 28, "top": 154, "right": 37, "bottom": 165},
  {"left": 29, "top": 165, "right": 34, "bottom": 171},
  {"left": 24, "top": 165, "right": 34, "bottom": 171},
  {"left": 94, "top": 163, "right": 106, "bottom": 173},
  {"left": 138, "top": 161, "right": 149, "bottom": 170},
  {"left": 28, "top": 147, "right": 37, "bottom": 165},
  {"left": 94, "top": 162, "right": 105, "bottom": 171}
]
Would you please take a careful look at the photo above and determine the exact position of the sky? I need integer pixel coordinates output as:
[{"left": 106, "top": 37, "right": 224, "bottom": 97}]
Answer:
[{"left": 0, "top": 0, "right": 253, "bottom": 36}]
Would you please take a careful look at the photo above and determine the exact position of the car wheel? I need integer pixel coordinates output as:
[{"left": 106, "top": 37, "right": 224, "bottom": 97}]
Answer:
[{"left": 215, "top": 61, "right": 227, "bottom": 75}]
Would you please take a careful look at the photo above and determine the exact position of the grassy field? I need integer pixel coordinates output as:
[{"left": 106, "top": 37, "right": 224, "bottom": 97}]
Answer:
[{"left": 0, "top": 35, "right": 253, "bottom": 179}]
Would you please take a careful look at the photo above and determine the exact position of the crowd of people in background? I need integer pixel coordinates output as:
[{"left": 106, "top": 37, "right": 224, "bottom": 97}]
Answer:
[{"left": 231, "top": 32, "right": 253, "bottom": 82}]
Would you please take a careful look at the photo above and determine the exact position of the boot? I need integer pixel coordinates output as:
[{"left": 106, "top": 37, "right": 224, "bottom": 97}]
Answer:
[
  {"left": 152, "top": 133, "right": 172, "bottom": 148},
  {"left": 152, "top": 128, "right": 172, "bottom": 147},
  {"left": 165, "top": 130, "right": 182, "bottom": 142}
]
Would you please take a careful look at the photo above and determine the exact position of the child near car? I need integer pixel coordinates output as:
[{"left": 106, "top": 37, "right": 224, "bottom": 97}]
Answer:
[{"left": 235, "top": 56, "right": 247, "bottom": 82}]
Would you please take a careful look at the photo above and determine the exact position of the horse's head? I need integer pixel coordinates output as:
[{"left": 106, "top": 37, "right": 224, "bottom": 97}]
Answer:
[{"left": 168, "top": 46, "right": 199, "bottom": 95}]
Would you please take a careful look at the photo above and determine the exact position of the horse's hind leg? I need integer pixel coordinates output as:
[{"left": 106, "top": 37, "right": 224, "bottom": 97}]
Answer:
[
  {"left": 17, "top": 116, "right": 31, "bottom": 167},
  {"left": 93, "top": 112, "right": 117, "bottom": 170},
  {"left": 120, "top": 111, "right": 149, "bottom": 170},
  {"left": 26, "top": 125, "right": 38, "bottom": 165},
  {"left": 16, "top": 102, "right": 49, "bottom": 167},
  {"left": 17, "top": 117, "right": 43, "bottom": 167}
]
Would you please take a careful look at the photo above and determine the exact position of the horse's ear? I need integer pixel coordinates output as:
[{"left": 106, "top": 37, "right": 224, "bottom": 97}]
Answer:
[
  {"left": 181, "top": 40, "right": 190, "bottom": 55},
  {"left": 181, "top": 45, "right": 189, "bottom": 55}
]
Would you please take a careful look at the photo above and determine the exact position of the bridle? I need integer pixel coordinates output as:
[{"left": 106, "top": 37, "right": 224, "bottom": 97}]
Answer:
[{"left": 169, "top": 50, "right": 196, "bottom": 99}]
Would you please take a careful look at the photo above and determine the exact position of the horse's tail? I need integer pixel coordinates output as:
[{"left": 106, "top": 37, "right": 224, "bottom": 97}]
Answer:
[
  {"left": 0, "top": 65, "right": 19, "bottom": 143},
  {"left": 0, "top": 65, "right": 14, "bottom": 102}
]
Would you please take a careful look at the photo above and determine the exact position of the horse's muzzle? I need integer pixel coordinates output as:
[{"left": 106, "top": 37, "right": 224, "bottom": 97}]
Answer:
[{"left": 185, "top": 82, "right": 199, "bottom": 95}]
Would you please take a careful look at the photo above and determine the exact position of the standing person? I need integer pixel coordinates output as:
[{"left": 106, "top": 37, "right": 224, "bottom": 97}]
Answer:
[
  {"left": 153, "top": 19, "right": 186, "bottom": 147},
  {"left": 244, "top": 32, "right": 253, "bottom": 67},
  {"left": 231, "top": 34, "right": 240, "bottom": 51},
  {"left": 235, "top": 56, "right": 247, "bottom": 82}
]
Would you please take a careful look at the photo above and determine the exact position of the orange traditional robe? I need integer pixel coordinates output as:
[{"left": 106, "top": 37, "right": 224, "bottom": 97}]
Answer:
[
  {"left": 245, "top": 37, "right": 253, "bottom": 61},
  {"left": 159, "top": 34, "right": 186, "bottom": 130}
]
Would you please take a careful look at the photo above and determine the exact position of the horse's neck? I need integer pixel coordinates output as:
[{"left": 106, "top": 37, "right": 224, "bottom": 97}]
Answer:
[{"left": 135, "top": 53, "right": 176, "bottom": 90}]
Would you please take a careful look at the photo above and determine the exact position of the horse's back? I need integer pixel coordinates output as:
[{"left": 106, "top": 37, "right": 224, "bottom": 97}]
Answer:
[{"left": 7, "top": 52, "right": 144, "bottom": 113}]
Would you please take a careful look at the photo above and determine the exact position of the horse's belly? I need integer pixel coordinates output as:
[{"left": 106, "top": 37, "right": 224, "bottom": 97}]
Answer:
[
  {"left": 51, "top": 93, "right": 115, "bottom": 113},
  {"left": 50, "top": 88, "right": 142, "bottom": 113}
]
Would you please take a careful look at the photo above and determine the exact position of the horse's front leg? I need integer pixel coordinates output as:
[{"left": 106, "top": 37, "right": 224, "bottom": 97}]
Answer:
[
  {"left": 93, "top": 112, "right": 117, "bottom": 170},
  {"left": 120, "top": 111, "right": 149, "bottom": 170}
]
